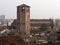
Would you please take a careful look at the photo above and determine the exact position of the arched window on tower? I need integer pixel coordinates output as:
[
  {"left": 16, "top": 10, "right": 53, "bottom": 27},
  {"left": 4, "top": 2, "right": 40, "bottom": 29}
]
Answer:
[
  {"left": 22, "top": 7, "right": 25, "bottom": 12},
  {"left": 27, "top": 8, "right": 29, "bottom": 12}
]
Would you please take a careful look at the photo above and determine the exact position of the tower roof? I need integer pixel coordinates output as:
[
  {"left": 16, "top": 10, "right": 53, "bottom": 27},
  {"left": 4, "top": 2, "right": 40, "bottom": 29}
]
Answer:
[{"left": 17, "top": 4, "right": 30, "bottom": 7}]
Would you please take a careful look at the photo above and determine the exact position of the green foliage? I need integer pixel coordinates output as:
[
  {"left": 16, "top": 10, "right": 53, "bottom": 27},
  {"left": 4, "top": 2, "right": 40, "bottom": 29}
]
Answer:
[
  {"left": 48, "top": 40, "right": 53, "bottom": 45},
  {"left": 50, "top": 20, "right": 54, "bottom": 29},
  {"left": 40, "top": 23, "right": 48, "bottom": 31}
]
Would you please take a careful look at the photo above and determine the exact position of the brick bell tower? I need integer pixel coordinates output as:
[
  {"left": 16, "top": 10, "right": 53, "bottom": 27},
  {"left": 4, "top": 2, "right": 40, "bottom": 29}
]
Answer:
[{"left": 17, "top": 4, "right": 30, "bottom": 35}]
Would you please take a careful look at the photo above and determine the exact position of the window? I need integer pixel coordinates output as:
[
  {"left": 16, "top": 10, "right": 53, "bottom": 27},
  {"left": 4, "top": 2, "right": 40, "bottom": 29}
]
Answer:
[
  {"left": 22, "top": 7, "right": 25, "bottom": 12},
  {"left": 27, "top": 8, "right": 29, "bottom": 12}
]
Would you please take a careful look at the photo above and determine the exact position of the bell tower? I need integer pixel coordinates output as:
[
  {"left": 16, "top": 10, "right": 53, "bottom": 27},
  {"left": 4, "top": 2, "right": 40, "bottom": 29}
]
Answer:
[{"left": 17, "top": 4, "right": 30, "bottom": 35}]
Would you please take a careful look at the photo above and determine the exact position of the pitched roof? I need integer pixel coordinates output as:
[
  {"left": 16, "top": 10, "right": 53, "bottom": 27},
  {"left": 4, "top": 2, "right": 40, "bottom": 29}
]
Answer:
[
  {"left": 17, "top": 4, "right": 30, "bottom": 7},
  {"left": 30, "top": 19, "right": 52, "bottom": 24}
]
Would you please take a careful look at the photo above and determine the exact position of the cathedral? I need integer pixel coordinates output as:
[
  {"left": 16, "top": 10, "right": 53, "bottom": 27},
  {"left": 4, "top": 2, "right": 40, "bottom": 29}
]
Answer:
[{"left": 12, "top": 4, "right": 53, "bottom": 35}]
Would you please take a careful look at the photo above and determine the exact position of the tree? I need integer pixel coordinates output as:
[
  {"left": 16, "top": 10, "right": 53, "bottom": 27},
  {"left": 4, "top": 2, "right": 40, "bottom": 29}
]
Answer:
[
  {"left": 48, "top": 40, "right": 53, "bottom": 45},
  {"left": 39, "top": 23, "right": 48, "bottom": 31},
  {"left": 50, "top": 21, "right": 54, "bottom": 29},
  {"left": 49, "top": 19, "right": 54, "bottom": 29}
]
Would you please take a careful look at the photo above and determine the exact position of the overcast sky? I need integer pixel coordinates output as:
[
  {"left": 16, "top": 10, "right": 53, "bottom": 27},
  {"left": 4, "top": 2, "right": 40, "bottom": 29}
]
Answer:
[{"left": 0, "top": 0, "right": 60, "bottom": 19}]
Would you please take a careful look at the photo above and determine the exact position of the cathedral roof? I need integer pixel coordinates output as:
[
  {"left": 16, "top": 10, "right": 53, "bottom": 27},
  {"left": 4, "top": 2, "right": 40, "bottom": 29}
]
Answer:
[
  {"left": 30, "top": 19, "right": 52, "bottom": 25},
  {"left": 30, "top": 19, "right": 52, "bottom": 22}
]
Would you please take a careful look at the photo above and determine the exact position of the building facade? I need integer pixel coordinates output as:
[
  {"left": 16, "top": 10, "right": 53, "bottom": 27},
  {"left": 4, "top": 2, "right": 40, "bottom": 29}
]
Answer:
[
  {"left": 12, "top": 4, "right": 53, "bottom": 36},
  {"left": 17, "top": 4, "right": 30, "bottom": 35}
]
